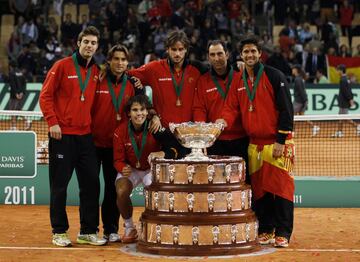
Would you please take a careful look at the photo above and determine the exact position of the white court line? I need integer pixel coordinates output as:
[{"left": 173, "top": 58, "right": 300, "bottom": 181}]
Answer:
[
  {"left": 0, "top": 246, "right": 360, "bottom": 252},
  {"left": 284, "top": 249, "right": 360, "bottom": 252}
]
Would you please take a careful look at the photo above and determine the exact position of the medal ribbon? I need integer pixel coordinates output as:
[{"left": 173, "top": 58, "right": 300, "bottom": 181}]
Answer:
[
  {"left": 169, "top": 64, "right": 186, "bottom": 98},
  {"left": 242, "top": 63, "right": 264, "bottom": 102},
  {"left": 128, "top": 120, "right": 149, "bottom": 164},
  {"left": 210, "top": 66, "right": 234, "bottom": 99},
  {"left": 107, "top": 73, "right": 128, "bottom": 114},
  {"left": 72, "top": 53, "right": 92, "bottom": 97}
]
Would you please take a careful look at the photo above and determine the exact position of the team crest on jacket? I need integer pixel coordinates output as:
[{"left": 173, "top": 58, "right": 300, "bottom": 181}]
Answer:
[{"left": 188, "top": 77, "right": 194, "bottom": 83}]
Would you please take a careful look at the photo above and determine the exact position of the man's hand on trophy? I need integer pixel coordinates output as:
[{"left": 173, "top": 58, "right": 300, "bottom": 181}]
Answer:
[
  {"left": 215, "top": 118, "right": 228, "bottom": 128},
  {"left": 122, "top": 165, "right": 132, "bottom": 177},
  {"left": 148, "top": 151, "right": 165, "bottom": 164}
]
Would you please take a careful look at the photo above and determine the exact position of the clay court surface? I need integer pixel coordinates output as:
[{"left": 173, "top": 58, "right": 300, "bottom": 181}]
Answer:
[{"left": 0, "top": 206, "right": 359, "bottom": 261}]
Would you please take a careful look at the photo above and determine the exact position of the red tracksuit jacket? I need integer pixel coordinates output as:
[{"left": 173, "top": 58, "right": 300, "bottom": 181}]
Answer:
[
  {"left": 128, "top": 59, "right": 203, "bottom": 128},
  {"left": 91, "top": 71, "right": 135, "bottom": 148},
  {"left": 40, "top": 51, "right": 99, "bottom": 135},
  {"left": 113, "top": 121, "right": 161, "bottom": 172},
  {"left": 222, "top": 63, "right": 293, "bottom": 144},
  {"left": 193, "top": 67, "right": 246, "bottom": 140}
]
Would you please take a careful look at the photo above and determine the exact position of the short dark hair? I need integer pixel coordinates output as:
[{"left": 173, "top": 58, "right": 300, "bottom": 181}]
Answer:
[
  {"left": 107, "top": 44, "right": 129, "bottom": 61},
  {"left": 165, "top": 30, "right": 190, "bottom": 50},
  {"left": 77, "top": 26, "right": 100, "bottom": 43},
  {"left": 125, "top": 95, "right": 152, "bottom": 115},
  {"left": 337, "top": 64, "right": 346, "bottom": 73},
  {"left": 239, "top": 35, "right": 262, "bottom": 53},
  {"left": 292, "top": 64, "right": 306, "bottom": 78},
  {"left": 207, "top": 40, "right": 228, "bottom": 53}
]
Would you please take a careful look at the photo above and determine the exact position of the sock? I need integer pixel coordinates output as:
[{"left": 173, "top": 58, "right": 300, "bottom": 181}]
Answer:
[{"left": 124, "top": 218, "right": 134, "bottom": 229}]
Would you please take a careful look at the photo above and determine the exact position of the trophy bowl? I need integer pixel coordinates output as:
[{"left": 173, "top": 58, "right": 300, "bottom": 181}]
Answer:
[{"left": 169, "top": 122, "right": 224, "bottom": 160}]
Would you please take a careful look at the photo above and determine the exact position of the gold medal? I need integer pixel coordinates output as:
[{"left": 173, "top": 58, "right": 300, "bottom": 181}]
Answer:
[
  {"left": 136, "top": 161, "right": 141, "bottom": 168},
  {"left": 116, "top": 113, "right": 121, "bottom": 121},
  {"left": 176, "top": 97, "right": 182, "bottom": 107},
  {"left": 80, "top": 93, "right": 85, "bottom": 102},
  {"left": 249, "top": 104, "right": 254, "bottom": 112}
]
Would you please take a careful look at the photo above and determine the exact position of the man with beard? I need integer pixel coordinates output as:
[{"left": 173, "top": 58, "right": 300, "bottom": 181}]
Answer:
[
  {"left": 193, "top": 40, "right": 249, "bottom": 179},
  {"left": 128, "top": 30, "right": 207, "bottom": 129},
  {"left": 91, "top": 44, "right": 145, "bottom": 243}
]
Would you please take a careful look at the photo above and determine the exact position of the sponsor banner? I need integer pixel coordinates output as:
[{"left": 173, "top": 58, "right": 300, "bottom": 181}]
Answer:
[
  {"left": 0, "top": 131, "right": 36, "bottom": 178},
  {"left": 1, "top": 83, "right": 359, "bottom": 114},
  {"left": 290, "top": 84, "right": 360, "bottom": 114}
]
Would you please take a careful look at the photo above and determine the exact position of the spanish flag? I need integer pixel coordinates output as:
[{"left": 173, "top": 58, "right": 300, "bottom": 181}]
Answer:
[{"left": 327, "top": 55, "right": 360, "bottom": 83}]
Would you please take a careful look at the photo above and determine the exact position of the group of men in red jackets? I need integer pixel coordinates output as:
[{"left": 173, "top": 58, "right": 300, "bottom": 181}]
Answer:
[{"left": 40, "top": 26, "right": 295, "bottom": 249}]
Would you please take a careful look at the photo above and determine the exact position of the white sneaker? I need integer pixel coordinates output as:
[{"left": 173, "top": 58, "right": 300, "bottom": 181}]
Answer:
[
  {"left": 312, "top": 125, "right": 320, "bottom": 136},
  {"left": 104, "top": 233, "right": 121, "bottom": 242},
  {"left": 9, "top": 126, "right": 17, "bottom": 131},
  {"left": 52, "top": 233, "right": 72, "bottom": 247},
  {"left": 77, "top": 233, "right": 107, "bottom": 246}
]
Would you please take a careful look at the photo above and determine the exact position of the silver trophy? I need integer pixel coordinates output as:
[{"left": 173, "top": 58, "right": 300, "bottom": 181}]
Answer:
[{"left": 169, "top": 122, "right": 224, "bottom": 160}]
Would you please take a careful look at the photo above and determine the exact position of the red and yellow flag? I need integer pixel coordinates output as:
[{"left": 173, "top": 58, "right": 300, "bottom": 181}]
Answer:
[{"left": 327, "top": 55, "right": 360, "bottom": 83}]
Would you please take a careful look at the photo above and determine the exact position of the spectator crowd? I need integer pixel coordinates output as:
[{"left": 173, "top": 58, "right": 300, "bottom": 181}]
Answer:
[{"left": 2, "top": 0, "right": 360, "bottom": 84}]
